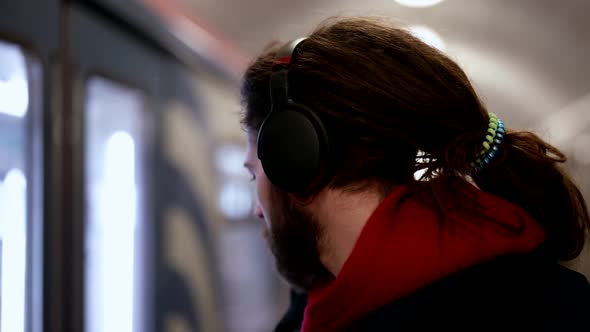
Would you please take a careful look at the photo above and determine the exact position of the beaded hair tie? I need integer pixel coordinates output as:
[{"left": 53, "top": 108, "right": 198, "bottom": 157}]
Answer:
[{"left": 470, "top": 113, "right": 505, "bottom": 174}]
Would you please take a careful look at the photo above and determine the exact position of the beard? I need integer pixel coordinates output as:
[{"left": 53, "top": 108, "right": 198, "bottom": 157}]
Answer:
[{"left": 263, "top": 186, "right": 333, "bottom": 291}]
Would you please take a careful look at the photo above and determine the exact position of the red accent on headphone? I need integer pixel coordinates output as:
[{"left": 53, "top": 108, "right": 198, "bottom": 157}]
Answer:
[{"left": 273, "top": 55, "right": 292, "bottom": 67}]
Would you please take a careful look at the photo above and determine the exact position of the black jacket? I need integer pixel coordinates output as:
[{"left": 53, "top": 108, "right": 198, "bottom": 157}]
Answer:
[
  {"left": 346, "top": 252, "right": 590, "bottom": 331},
  {"left": 277, "top": 251, "right": 590, "bottom": 331},
  {"left": 275, "top": 289, "right": 307, "bottom": 332}
]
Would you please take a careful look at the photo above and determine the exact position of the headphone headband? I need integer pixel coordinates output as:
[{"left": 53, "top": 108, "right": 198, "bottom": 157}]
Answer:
[
  {"left": 273, "top": 37, "right": 308, "bottom": 68},
  {"left": 269, "top": 37, "right": 308, "bottom": 108}
]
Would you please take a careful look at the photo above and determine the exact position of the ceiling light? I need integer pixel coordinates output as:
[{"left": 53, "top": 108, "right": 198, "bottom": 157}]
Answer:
[{"left": 395, "top": 0, "right": 444, "bottom": 8}]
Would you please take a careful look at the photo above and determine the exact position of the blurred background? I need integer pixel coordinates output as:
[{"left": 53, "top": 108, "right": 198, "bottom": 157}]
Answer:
[{"left": 0, "top": 0, "right": 588, "bottom": 331}]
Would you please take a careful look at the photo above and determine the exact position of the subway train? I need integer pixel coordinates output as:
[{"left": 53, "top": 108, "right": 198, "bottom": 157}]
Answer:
[
  {"left": 0, "top": 1, "right": 282, "bottom": 332},
  {"left": 2, "top": 0, "right": 590, "bottom": 332}
]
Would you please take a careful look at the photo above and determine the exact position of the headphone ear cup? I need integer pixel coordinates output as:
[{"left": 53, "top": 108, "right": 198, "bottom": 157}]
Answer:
[{"left": 257, "top": 104, "right": 328, "bottom": 192}]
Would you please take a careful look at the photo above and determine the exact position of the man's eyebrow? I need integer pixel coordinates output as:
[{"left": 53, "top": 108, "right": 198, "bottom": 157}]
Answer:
[{"left": 243, "top": 161, "right": 253, "bottom": 170}]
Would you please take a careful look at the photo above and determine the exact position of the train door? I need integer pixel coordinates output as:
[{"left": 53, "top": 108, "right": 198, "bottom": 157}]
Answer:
[
  {"left": 68, "top": 3, "right": 224, "bottom": 332},
  {"left": 0, "top": 1, "right": 59, "bottom": 332},
  {"left": 66, "top": 3, "right": 161, "bottom": 332}
]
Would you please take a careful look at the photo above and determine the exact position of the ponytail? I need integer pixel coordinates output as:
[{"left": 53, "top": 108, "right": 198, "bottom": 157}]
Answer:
[{"left": 473, "top": 130, "right": 589, "bottom": 260}]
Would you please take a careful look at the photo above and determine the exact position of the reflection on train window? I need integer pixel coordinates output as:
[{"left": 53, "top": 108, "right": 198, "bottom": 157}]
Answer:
[
  {"left": 0, "top": 40, "right": 30, "bottom": 332},
  {"left": 84, "top": 77, "right": 145, "bottom": 332}
]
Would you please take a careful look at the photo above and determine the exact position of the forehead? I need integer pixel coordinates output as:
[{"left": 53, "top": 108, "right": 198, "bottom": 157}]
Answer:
[
  {"left": 245, "top": 132, "right": 258, "bottom": 158},
  {"left": 246, "top": 130, "right": 258, "bottom": 145},
  {"left": 246, "top": 130, "right": 257, "bottom": 144}
]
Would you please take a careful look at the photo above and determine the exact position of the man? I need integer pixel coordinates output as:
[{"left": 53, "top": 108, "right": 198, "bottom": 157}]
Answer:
[{"left": 242, "top": 17, "right": 590, "bottom": 331}]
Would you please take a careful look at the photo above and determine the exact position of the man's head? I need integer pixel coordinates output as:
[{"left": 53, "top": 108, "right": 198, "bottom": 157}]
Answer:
[
  {"left": 244, "top": 135, "right": 332, "bottom": 290},
  {"left": 241, "top": 17, "right": 491, "bottom": 289}
]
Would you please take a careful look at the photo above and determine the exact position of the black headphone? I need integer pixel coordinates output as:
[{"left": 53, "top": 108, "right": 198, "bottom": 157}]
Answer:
[{"left": 257, "top": 38, "right": 330, "bottom": 193}]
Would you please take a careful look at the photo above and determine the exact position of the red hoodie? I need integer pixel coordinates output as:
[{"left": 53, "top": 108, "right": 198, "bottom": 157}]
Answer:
[{"left": 302, "top": 180, "right": 547, "bottom": 332}]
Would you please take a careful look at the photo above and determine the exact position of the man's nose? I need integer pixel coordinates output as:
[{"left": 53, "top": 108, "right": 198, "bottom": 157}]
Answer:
[{"left": 254, "top": 203, "right": 264, "bottom": 220}]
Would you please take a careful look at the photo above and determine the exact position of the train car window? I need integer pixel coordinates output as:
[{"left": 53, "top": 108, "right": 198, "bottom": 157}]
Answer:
[
  {"left": 84, "top": 77, "right": 146, "bottom": 332},
  {"left": 0, "top": 40, "right": 35, "bottom": 332}
]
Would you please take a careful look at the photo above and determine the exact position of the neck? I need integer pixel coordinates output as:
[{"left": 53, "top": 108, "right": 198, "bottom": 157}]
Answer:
[{"left": 312, "top": 188, "right": 384, "bottom": 276}]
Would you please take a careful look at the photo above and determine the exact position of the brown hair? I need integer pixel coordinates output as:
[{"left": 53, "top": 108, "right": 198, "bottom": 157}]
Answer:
[{"left": 241, "top": 17, "right": 589, "bottom": 260}]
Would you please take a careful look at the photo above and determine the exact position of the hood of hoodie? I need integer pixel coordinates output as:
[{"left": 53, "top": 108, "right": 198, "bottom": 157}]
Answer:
[{"left": 302, "top": 180, "right": 547, "bottom": 332}]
